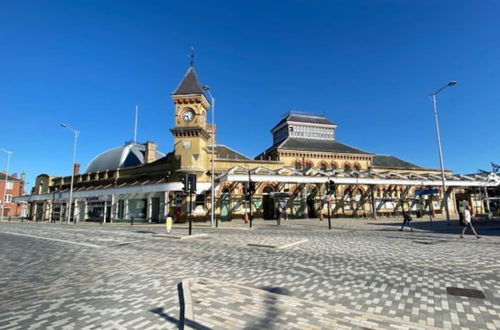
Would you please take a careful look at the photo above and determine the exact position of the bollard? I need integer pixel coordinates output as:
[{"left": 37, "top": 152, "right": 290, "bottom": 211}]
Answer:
[
  {"left": 131, "top": 216, "right": 134, "bottom": 226},
  {"left": 8, "top": 216, "right": 11, "bottom": 222}
]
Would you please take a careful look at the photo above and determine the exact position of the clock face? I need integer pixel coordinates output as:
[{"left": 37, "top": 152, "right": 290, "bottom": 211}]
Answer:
[{"left": 182, "top": 110, "right": 194, "bottom": 122}]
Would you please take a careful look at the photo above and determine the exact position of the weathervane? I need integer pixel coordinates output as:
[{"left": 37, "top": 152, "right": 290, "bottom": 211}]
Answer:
[{"left": 189, "top": 46, "right": 196, "bottom": 67}]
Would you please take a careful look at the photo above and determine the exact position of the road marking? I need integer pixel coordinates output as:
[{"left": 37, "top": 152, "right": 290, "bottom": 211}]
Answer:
[{"left": 0, "top": 231, "right": 102, "bottom": 248}]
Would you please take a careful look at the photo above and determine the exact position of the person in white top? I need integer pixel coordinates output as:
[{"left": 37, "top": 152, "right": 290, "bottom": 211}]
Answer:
[{"left": 460, "top": 206, "right": 481, "bottom": 239}]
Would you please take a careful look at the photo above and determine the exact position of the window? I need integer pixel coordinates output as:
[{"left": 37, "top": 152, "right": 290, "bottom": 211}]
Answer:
[
  {"left": 6, "top": 181, "right": 13, "bottom": 190},
  {"left": 344, "top": 164, "right": 351, "bottom": 173},
  {"left": 320, "top": 162, "right": 327, "bottom": 171},
  {"left": 305, "top": 161, "right": 313, "bottom": 170},
  {"left": 295, "top": 161, "right": 302, "bottom": 170},
  {"left": 4, "top": 194, "right": 12, "bottom": 203}
]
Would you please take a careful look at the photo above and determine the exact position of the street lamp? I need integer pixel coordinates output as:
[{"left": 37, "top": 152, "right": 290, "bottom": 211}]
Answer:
[
  {"left": 202, "top": 86, "right": 216, "bottom": 228},
  {"left": 60, "top": 123, "right": 79, "bottom": 224},
  {"left": 0, "top": 148, "right": 13, "bottom": 222},
  {"left": 429, "top": 81, "right": 457, "bottom": 225}
]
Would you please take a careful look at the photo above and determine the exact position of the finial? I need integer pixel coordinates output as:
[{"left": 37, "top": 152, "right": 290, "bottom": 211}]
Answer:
[{"left": 189, "top": 46, "right": 196, "bottom": 67}]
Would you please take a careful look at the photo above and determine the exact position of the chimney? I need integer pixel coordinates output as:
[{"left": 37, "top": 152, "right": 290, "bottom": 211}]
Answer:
[
  {"left": 21, "top": 172, "right": 26, "bottom": 182},
  {"left": 73, "top": 163, "right": 80, "bottom": 176},
  {"left": 12, "top": 173, "right": 17, "bottom": 178},
  {"left": 145, "top": 141, "right": 157, "bottom": 164}
]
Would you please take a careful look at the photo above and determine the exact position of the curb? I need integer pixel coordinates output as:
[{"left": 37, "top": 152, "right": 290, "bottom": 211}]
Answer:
[{"left": 153, "top": 233, "right": 208, "bottom": 240}]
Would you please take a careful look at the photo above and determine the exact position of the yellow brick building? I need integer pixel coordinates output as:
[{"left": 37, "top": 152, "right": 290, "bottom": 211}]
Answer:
[{"left": 21, "top": 64, "right": 497, "bottom": 223}]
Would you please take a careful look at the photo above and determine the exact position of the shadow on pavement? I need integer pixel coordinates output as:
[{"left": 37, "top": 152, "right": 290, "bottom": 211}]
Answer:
[
  {"left": 369, "top": 218, "right": 500, "bottom": 237},
  {"left": 244, "top": 289, "right": 283, "bottom": 330}
]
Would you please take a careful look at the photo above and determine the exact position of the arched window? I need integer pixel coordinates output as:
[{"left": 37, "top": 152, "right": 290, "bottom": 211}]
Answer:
[
  {"left": 344, "top": 163, "right": 351, "bottom": 173},
  {"left": 354, "top": 163, "right": 361, "bottom": 171},
  {"left": 305, "top": 161, "right": 313, "bottom": 170},
  {"left": 331, "top": 162, "right": 338, "bottom": 170},
  {"left": 320, "top": 162, "right": 328, "bottom": 171},
  {"left": 294, "top": 161, "right": 302, "bottom": 170}
]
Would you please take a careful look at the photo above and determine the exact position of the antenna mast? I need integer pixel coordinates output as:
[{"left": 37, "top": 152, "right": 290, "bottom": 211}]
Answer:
[{"left": 134, "top": 105, "right": 139, "bottom": 143}]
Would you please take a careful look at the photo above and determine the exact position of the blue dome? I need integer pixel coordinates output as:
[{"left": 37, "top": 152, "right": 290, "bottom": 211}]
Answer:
[{"left": 86, "top": 142, "right": 164, "bottom": 173}]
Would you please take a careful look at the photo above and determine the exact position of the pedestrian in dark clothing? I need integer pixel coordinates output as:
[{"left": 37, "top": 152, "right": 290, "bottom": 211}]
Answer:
[{"left": 399, "top": 211, "right": 413, "bottom": 232}]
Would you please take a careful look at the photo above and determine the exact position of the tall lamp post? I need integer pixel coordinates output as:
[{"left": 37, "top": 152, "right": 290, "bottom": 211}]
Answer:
[
  {"left": 60, "top": 123, "right": 79, "bottom": 224},
  {"left": 202, "top": 86, "right": 216, "bottom": 228},
  {"left": 0, "top": 148, "right": 13, "bottom": 222},
  {"left": 429, "top": 81, "right": 456, "bottom": 225}
]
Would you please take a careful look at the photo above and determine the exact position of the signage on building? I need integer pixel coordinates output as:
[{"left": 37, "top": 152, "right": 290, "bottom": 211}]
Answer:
[
  {"left": 415, "top": 189, "right": 440, "bottom": 196},
  {"left": 272, "top": 192, "right": 290, "bottom": 198},
  {"left": 86, "top": 196, "right": 100, "bottom": 201}
]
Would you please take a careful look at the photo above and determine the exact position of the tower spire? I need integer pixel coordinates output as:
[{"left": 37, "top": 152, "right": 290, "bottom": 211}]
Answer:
[{"left": 189, "top": 46, "right": 196, "bottom": 67}]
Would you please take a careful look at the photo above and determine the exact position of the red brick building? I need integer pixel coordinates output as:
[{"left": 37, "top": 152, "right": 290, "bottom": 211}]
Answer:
[{"left": 0, "top": 172, "right": 26, "bottom": 217}]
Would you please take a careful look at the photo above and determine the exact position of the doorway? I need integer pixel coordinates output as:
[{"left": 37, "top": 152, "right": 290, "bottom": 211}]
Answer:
[
  {"left": 220, "top": 188, "right": 232, "bottom": 221},
  {"left": 263, "top": 186, "right": 275, "bottom": 220}
]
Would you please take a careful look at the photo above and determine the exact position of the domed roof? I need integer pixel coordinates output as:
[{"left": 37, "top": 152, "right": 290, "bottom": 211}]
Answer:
[{"left": 86, "top": 142, "right": 165, "bottom": 173}]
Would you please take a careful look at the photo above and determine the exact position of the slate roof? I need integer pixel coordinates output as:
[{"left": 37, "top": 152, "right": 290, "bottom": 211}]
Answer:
[
  {"left": 272, "top": 114, "right": 336, "bottom": 131},
  {"left": 0, "top": 173, "right": 20, "bottom": 181},
  {"left": 266, "top": 137, "right": 371, "bottom": 155},
  {"left": 372, "top": 155, "right": 422, "bottom": 169},
  {"left": 172, "top": 66, "right": 204, "bottom": 95},
  {"left": 209, "top": 145, "right": 251, "bottom": 160}
]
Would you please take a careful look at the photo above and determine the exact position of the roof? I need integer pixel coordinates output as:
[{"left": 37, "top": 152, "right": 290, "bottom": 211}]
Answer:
[
  {"left": 271, "top": 114, "right": 336, "bottom": 131},
  {"left": 0, "top": 173, "right": 20, "bottom": 181},
  {"left": 269, "top": 137, "right": 371, "bottom": 154},
  {"left": 372, "top": 155, "right": 422, "bottom": 169},
  {"left": 86, "top": 143, "right": 165, "bottom": 173},
  {"left": 208, "top": 145, "right": 251, "bottom": 160},
  {"left": 172, "top": 66, "right": 204, "bottom": 95}
]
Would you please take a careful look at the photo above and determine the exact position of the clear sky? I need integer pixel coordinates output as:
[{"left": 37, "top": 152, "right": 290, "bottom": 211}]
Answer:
[{"left": 1, "top": 0, "right": 499, "bottom": 191}]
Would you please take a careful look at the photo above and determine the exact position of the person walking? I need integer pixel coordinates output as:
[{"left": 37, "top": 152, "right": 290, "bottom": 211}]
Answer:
[
  {"left": 460, "top": 206, "right": 481, "bottom": 239},
  {"left": 399, "top": 211, "right": 413, "bottom": 232}
]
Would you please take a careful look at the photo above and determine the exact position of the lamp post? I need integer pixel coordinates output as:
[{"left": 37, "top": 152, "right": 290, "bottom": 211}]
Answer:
[
  {"left": 0, "top": 148, "right": 13, "bottom": 222},
  {"left": 429, "top": 81, "right": 456, "bottom": 225},
  {"left": 202, "top": 86, "right": 216, "bottom": 228},
  {"left": 60, "top": 123, "right": 79, "bottom": 224}
]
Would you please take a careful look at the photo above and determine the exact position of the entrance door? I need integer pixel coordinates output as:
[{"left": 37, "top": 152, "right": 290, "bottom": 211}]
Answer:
[
  {"left": 263, "top": 186, "right": 275, "bottom": 219},
  {"left": 307, "top": 188, "right": 317, "bottom": 218},
  {"left": 220, "top": 188, "right": 231, "bottom": 221},
  {"left": 151, "top": 197, "right": 160, "bottom": 222},
  {"left": 293, "top": 196, "right": 303, "bottom": 218}
]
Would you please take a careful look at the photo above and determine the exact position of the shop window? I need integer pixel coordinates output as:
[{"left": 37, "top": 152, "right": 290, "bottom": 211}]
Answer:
[
  {"left": 128, "top": 199, "right": 147, "bottom": 219},
  {"left": 117, "top": 200, "right": 125, "bottom": 219}
]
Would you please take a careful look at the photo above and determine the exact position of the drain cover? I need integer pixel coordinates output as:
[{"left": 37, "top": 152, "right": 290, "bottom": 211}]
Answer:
[{"left": 446, "top": 287, "right": 485, "bottom": 299}]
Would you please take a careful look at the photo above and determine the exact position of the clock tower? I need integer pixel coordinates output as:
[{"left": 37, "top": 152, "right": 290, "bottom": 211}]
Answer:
[{"left": 170, "top": 66, "right": 211, "bottom": 176}]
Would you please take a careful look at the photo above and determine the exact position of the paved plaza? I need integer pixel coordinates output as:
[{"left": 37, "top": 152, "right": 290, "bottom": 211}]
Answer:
[{"left": 0, "top": 217, "right": 499, "bottom": 329}]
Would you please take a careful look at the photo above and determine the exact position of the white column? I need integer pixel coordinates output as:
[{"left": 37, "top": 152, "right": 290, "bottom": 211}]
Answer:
[
  {"left": 124, "top": 199, "right": 129, "bottom": 220},
  {"left": 73, "top": 199, "right": 79, "bottom": 222},
  {"left": 103, "top": 201, "right": 107, "bottom": 223},
  {"left": 82, "top": 200, "right": 87, "bottom": 222},
  {"left": 163, "top": 191, "right": 169, "bottom": 220},
  {"left": 147, "top": 196, "right": 152, "bottom": 223},
  {"left": 111, "top": 195, "right": 116, "bottom": 223}
]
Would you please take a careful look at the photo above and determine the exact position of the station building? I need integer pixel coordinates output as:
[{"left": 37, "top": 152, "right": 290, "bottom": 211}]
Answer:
[{"left": 17, "top": 64, "right": 499, "bottom": 223}]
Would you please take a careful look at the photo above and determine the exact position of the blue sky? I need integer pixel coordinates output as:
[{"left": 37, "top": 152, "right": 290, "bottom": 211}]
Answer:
[{"left": 1, "top": 0, "right": 499, "bottom": 191}]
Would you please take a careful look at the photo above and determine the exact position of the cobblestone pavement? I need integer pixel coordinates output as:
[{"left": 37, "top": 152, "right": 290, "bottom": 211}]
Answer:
[{"left": 0, "top": 218, "right": 499, "bottom": 329}]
